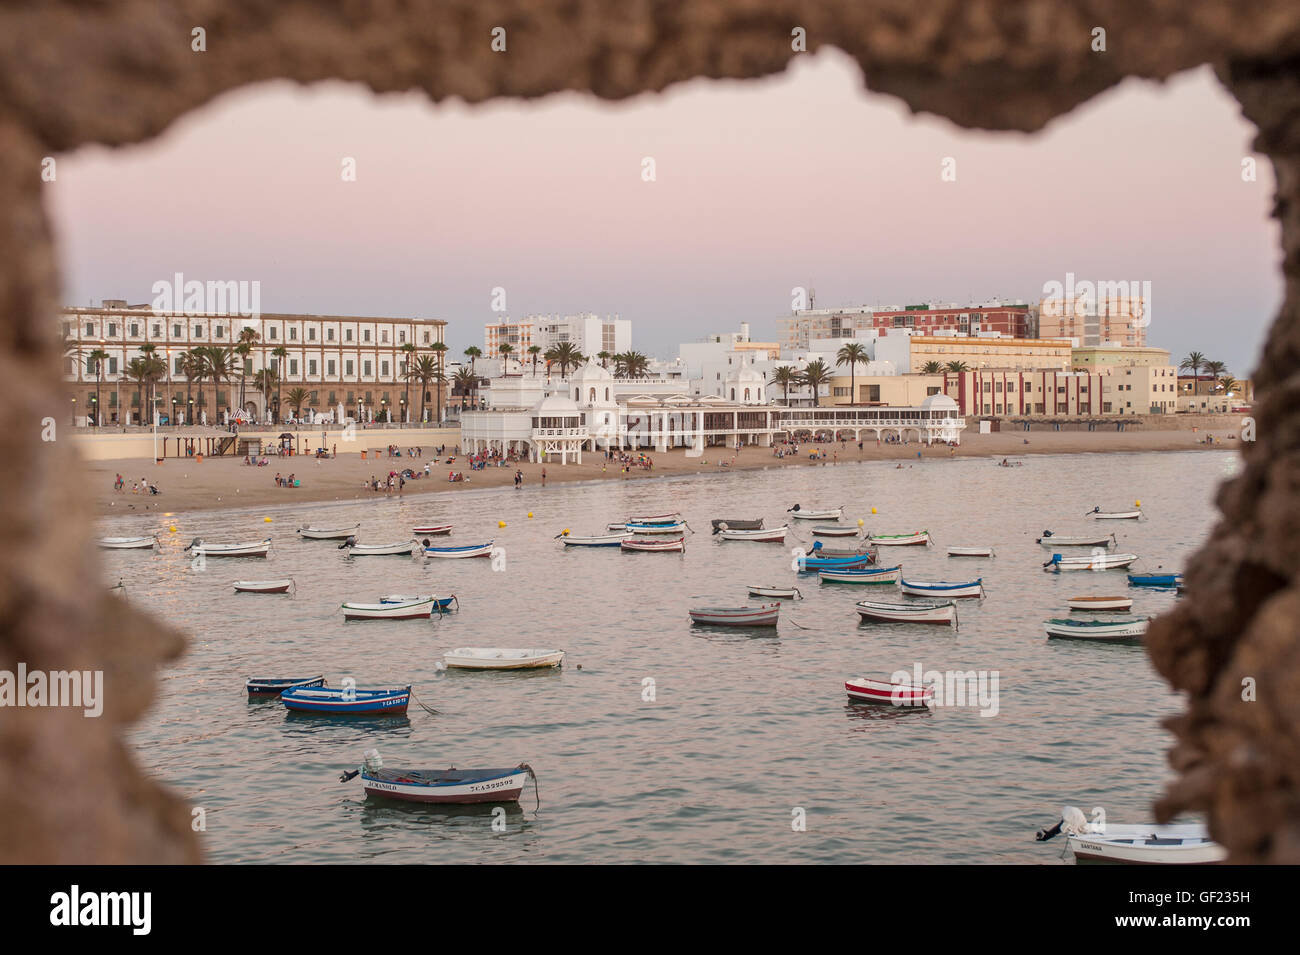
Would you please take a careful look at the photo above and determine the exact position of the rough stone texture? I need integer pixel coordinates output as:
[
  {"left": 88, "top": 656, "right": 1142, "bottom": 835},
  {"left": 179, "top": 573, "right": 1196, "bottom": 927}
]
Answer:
[{"left": 2, "top": 0, "right": 1299, "bottom": 862}]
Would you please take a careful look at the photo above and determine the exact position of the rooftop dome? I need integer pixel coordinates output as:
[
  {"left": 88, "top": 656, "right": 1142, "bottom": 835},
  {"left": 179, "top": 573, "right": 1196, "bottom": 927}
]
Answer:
[
  {"left": 533, "top": 393, "right": 581, "bottom": 414},
  {"left": 921, "top": 392, "right": 959, "bottom": 412}
]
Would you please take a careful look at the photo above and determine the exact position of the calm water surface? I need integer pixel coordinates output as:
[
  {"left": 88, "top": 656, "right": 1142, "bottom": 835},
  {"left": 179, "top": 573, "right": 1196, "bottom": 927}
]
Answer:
[{"left": 105, "top": 450, "right": 1232, "bottom": 863}]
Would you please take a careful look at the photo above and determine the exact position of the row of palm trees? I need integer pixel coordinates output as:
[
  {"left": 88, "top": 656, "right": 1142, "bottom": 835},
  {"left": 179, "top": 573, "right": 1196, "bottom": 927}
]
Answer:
[
  {"left": 767, "top": 344, "right": 970, "bottom": 407},
  {"left": 77, "top": 327, "right": 454, "bottom": 426},
  {"left": 454, "top": 343, "right": 653, "bottom": 409},
  {"left": 1178, "top": 352, "right": 1238, "bottom": 396}
]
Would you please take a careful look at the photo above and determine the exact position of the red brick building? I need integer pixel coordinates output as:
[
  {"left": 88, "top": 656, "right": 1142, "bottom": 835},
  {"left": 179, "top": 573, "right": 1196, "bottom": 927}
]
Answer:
[{"left": 868, "top": 304, "right": 1030, "bottom": 338}]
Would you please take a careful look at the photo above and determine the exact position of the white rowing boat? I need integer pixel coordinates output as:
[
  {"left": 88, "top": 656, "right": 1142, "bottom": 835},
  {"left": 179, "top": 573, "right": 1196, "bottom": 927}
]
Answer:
[
  {"left": 233, "top": 578, "right": 294, "bottom": 594},
  {"left": 1067, "top": 595, "right": 1134, "bottom": 611},
  {"left": 747, "top": 584, "right": 802, "bottom": 599},
  {"left": 1036, "top": 808, "right": 1223, "bottom": 864},
  {"left": 688, "top": 604, "right": 780, "bottom": 627},
  {"left": 558, "top": 532, "right": 630, "bottom": 547},
  {"left": 1038, "top": 532, "right": 1116, "bottom": 547},
  {"left": 621, "top": 536, "right": 685, "bottom": 553},
  {"left": 855, "top": 599, "right": 958, "bottom": 626},
  {"left": 1043, "top": 552, "right": 1138, "bottom": 572},
  {"left": 412, "top": 523, "right": 453, "bottom": 535},
  {"left": 718, "top": 525, "right": 788, "bottom": 542},
  {"left": 185, "top": 538, "right": 272, "bottom": 558},
  {"left": 812, "top": 525, "right": 859, "bottom": 537},
  {"left": 1090, "top": 508, "right": 1141, "bottom": 520},
  {"left": 342, "top": 539, "right": 419, "bottom": 556},
  {"left": 341, "top": 597, "right": 435, "bottom": 620},
  {"left": 788, "top": 505, "right": 843, "bottom": 520},
  {"left": 867, "top": 530, "right": 931, "bottom": 546},
  {"left": 818, "top": 565, "right": 901, "bottom": 585},
  {"left": 947, "top": 545, "right": 994, "bottom": 557},
  {"left": 1044, "top": 616, "right": 1148, "bottom": 641},
  {"left": 424, "top": 541, "right": 494, "bottom": 559},
  {"left": 624, "top": 520, "right": 688, "bottom": 535},
  {"left": 297, "top": 523, "right": 360, "bottom": 540},
  {"left": 444, "top": 648, "right": 565, "bottom": 670},
  {"left": 96, "top": 535, "right": 158, "bottom": 550},
  {"left": 900, "top": 578, "right": 983, "bottom": 599},
  {"left": 844, "top": 674, "right": 934, "bottom": 708}
]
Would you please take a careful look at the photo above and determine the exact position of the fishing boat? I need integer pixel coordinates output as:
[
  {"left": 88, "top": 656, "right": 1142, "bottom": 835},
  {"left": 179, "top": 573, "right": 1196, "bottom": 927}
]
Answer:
[
  {"left": 412, "top": 524, "right": 453, "bottom": 536},
  {"left": 1043, "top": 616, "right": 1149, "bottom": 641},
  {"left": 341, "top": 597, "right": 436, "bottom": 620},
  {"left": 297, "top": 523, "right": 360, "bottom": 540},
  {"left": 96, "top": 535, "right": 158, "bottom": 550},
  {"left": 1043, "top": 552, "right": 1139, "bottom": 572},
  {"left": 1128, "top": 573, "right": 1183, "bottom": 588},
  {"left": 627, "top": 512, "right": 681, "bottom": 525},
  {"left": 717, "top": 525, "right": 787, "bottom": 542},
  {"left": 1067, "top": 595, "right": 1133, "bottom": 612},
  {"left": 341, "top": 539, "right": 419, "bottom": 556},
  {"left": 246, "top": 675, "right": 325, "bottom": 698},
  {"left": 867, "top": 531, "right": 931, "bottom": 546},
  {"left": 799, "top": 554, "right": 874, "bottom": 571},
  {"left": 1037, "top": 531, "right": 1116, "bottom": 547},
  {"left": 281, "top": 684, "right": 411, "bottom": 715},
  {"left": 424, "top": 541, "right": 494, "bottom": 559},
  {"left": 558, "top": 531, "right": 629, "bottom": 547},
  {"left": 818, "top": 565, "right": 901, "bottom": 585},
  {"left": 378, "top": 594, "right": 458, "bottom": 611},
  {"left": 1089, "top": 507, "right": 1141, "bottom": 520},
  {"left": 811, "top": 544, "right": 875, "bottom": 558},
  {"left": 233, "top": 578, "right": 294, "bottom": 594},
  {"left": 624, "top": 520, "right": 688, "bottom": 535},
  {"left": 947, "top": 545, "right": 994, "bottom": 557},
  {"left": 788, "top": 505, "right": 843, "bottom": 520},
  {"left": 621, "top": 536, "right": 685, "bottom": 553},
  {"left": 844, "top": 674, "right": 934, "bottom": 708},
  {"left": 855, "top": 599, "right": 958, "bottom": 626},
  {"left": 1036, "top": 808, "right": 1224, "bottom": 864},
  {"left": 688, "top": 604, "right": 780, "bottom": 627},
  {"left": 901, "top": 578, "right": 984, "bottom": 599},
  {"left": 812, "top": 525, "right": 859, "bottom": 537},
  {"left": 444, "top": 648, "right": 564, "bottom": 670},
  {"left": 711, "top": 518, "right": 763, "bottom": 533},
  {"left": 341, "top": 750, "right": 535, "bottom": 804},
  {"left": 747, "top": 584, "right": 802, "bottom": 599},
  {"left": 185, "top": 538, "right": 272, "bottom": 558}
]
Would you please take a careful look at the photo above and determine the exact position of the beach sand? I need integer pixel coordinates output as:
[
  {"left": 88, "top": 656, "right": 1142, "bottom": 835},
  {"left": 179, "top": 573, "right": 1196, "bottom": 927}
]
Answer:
[{"left": 82, "top": 427, "right": 1241, "bottom": 517}]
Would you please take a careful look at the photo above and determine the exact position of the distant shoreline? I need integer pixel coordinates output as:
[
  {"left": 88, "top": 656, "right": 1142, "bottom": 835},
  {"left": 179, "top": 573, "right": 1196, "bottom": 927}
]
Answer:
[{"left": 83, "top": 426, "right": 1241, "bottom": 519}]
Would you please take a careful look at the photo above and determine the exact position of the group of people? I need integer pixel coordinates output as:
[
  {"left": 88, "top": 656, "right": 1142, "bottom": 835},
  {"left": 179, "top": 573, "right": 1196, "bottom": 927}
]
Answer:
[
  {"left": 113, "top": 473, "right": 159, "bottom": 495},
  {"left": 274, "top": 473, "right": 298, "bottom": 488}
]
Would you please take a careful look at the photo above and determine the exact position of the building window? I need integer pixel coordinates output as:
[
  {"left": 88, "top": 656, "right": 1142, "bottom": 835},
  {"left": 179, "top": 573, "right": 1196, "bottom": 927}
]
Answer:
[
  {"left": 194, "top": 325, "right": 203, "bottom": 337},
  {"left": 268, "top": 327, "right": 277, "bottom": 340},
  {"left": 381, "top": 330, "right": 389, "bottom": 344},
  {"left": 363, "top": 360, "right": 372, "bottom": 377},
  {"left": 308, "top": 328, "right": 317, "bottom": 341},
  {"left": 153, "top": 324, "right": 162, "bottom": 337},
  {"left": 423, "top": 331, "right": 430, "bottom": 344},
  {"left": 107, "top": 323, "right": 117, "bottom": 336},
  {"left": 363, "top": 329, "right": 371, "bottom": 343},
  {"left": 289, "top": 327, "right": 298, "bottom": 341},
  {"left": 346, "top": 360, "right": 354, "bottom": 376},
  {"left": 129, "top": 323, "right": 139, "bottom": 336},
  {"left": 345, "top": 329, "right": 353, "bottom": 342},
  {"left": 327, "top": 360, "right": 336, "bottom": 376},
  {"left": 381, "top": 361, "right": 389, "bottom": 377},
  {"left": 308, "top": 360, "right": 317, "bottom": 376},
  {"left": 398, "top": 330, "right": 406, "bottom": 344},
  {"left": 289, "top": 359, "right": 299, "bottom": 376},
  {"left": 327, "top": 328, "right": 335, "bottom": 342}
]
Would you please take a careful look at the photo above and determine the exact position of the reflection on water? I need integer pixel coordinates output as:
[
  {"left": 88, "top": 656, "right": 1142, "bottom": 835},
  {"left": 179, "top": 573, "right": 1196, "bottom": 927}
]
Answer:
[{"left": 107, "top": 451, "right": 1224, "bottom": 863}]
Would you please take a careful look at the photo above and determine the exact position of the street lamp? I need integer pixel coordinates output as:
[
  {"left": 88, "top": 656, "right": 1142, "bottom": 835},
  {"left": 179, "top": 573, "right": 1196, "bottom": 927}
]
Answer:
[
  {"left": 70, "top": 396, "right": 76, "bottom": 427},
  {"left": 381, "top": 398, "right": 388, "bottom": 423},
  {"left": 90, "top": 395, "right": 98, "bottom": 428},
  {"left": 171, "top": 397, "right": 178, "bottom": 427},
  {"left": 399, "top": 396, "right": 406, "bottom": 425},
  {"left": 188, "top": 398, "right": 193, "bottom": 426}
]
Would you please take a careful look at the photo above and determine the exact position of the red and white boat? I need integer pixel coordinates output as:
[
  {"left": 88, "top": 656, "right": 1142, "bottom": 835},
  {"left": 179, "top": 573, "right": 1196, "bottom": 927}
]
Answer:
[
  {"left": 621, "top": 536, "right": 685, "bottom": 553},
  {"left": 844, "top": 674, "right": 934, "bottom": 708},
  {"left": 413, "top": 524, "right": 453, "bottom": 536},
  {"left": 688, "top": 604, "right": 780, "bottom": 627},
  {"left": 717, "top": 525, "right": 788, "bottom": 542},
  {"left": 1067, "top": 595, "right": 1134, "bottom": 612}
]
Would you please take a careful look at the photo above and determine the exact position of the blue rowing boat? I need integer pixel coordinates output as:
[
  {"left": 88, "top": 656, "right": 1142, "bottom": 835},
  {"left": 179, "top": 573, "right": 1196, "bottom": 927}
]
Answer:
[
  {"left": 1128, "top": 573, "right": 1183, "bottom": 588},
  {"left": 281, "top": 684, "right": 411, "bottom": 715},
  {"left": 799, "top": 554, "right": 875, "bottom": 572},
  {"left": 424, "top": 541, "right": 493, "bottom": 559},
  {"left": 340, "top": 749, "right": 537, "bottom": 805},
  {"left": 246, "top": 675, "right": 325, "bottom": 698},
  {"left": 378, "top": 594, "right": 459, "bottom": 611}
]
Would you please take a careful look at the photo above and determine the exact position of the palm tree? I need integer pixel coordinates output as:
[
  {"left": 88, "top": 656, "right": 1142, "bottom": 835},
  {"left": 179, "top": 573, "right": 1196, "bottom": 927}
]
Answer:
[
  {"left": 86, "top": 348, "right": 109, "bottom": 426},
  {"left": 399, "top": 342, "right": 416, "bottom": 421},
  {"left": 835, "top": 342, "right": 869, "bottom": 406},
  {"left": 497, "top": 343, "right": 514, "bottom": 371},
  {"left": 463, "top": 345, "right": 482, "bottom": 374},
  {"left": 252, "top": 368, "right": 278, "bottom": 423},
  {"left": 412, "top": 354, "right": 439, "bottom": 423},
  {"left": 547, "top": 342, "right": 585, "bottom": 377},
  {"left": 178, "top": 349, "right": 201, "bottom": 423},
  {"left": 772, "top": 365, "right": 800, "bottom": 405},
  {"left": 1218, "top": 376, "right": 1239, "bottom": 396},
  {"left": 921, "top": 360, "right": 943, "bottom": 374},
  {"left": 205, "top": 346, "right": 238, "bottom": 423},
  {"left": 452, "top": 367, "right": 478, "bottom": 409},
  {"left": 528, "top": 344, "right": 542, "bottom": 374},
  {"left": 800, "top": 359, "right": 832, "bottom": 408},
  {"left": 285, "top": 386, "right": 310, "bottom": 420},
  {"left": 430, "top": 341, "right": 449, "bottom": 424},
  {"left": 137, "top": 343, "right": 162, "bottom": 421},
  {"left": 1180, "top": 351, "right": 1206, "bottom": 394},
  {"left": 1203, "top": 360, "right": 1228, "bottom": 384},
  {"left": 944, "top": 360, "right": 969, "bottom": 373},
  {"left": 235, "top": 327, "right": 259, "bottom": 416},
  {"left": 597, "top": 351, "right": 611, "bottom": 369},
  {"left": 618, "top": 350, "right": 649, "bottom": 378},
  {"left": 270, "top": 346, "right": 288, "bottom": 422},
  {"left": 126, "top": 353, "right": 166, "bottom": 425},
  {"left": 125, "top": 357, "right": 150, "bottom": 425}
]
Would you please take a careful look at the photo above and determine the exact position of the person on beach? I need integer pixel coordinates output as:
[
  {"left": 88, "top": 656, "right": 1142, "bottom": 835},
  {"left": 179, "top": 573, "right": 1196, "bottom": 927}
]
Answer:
[
  {"left": 514, "top": 469, "right": 522, "bottom": 489},
  {"left": 541, "top": 468, "right": 546, "bottom": 487}
]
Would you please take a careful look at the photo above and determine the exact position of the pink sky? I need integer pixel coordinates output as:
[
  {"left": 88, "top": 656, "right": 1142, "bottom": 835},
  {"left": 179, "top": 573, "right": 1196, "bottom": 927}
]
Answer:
[{"left": 48, "top": 52, "right": 1280, "bottom": 375}]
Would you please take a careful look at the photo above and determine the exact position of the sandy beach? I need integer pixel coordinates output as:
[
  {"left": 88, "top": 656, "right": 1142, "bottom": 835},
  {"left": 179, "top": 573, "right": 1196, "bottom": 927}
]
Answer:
[{"left": 82, "top": 427, "right": 1241, "bottom": 517}]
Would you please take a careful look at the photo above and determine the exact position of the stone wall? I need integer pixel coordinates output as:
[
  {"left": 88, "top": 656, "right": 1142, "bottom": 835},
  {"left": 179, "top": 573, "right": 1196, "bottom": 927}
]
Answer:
[{"left": 3, "top": 0, "right": 1299, "bottom": 862}]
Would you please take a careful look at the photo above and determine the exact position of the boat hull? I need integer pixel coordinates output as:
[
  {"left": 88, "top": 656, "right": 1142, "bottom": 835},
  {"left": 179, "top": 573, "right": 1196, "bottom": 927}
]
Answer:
[
  {"left": 345, "top": 541, "right": 418, "bottom": 556},
  {"left": 342, "top": 599, "right": 435, "bottom": 620},
  {"left": 246, "top": 675, "right": 325, "bottom": 697},
  {"left": 560, "top": 533, "right": 628, "bottom": 547},
  {"left": 1067, "top": 824, "right": 1224, "bottom": 864},
  {"left": 624, "top": 521, "right": 687, "bottom": 535},
  {"left": 900, "top": 579, "right": 984, "bottom": 599},
  {"left": 711, "top": 518, "right": 763, "bottom": 532},
  {"left": 412, "top": 524, "right": 453, "bottom": 535},
  {"left": 298, "top": 525, "right": 361, "bottom": 540},
  {"left": 947, "top": 546, "right": 994, "bottom": 557},
  {"left": 1038, "top": 534, "right": 1115, "bottom": 547},
  {"left": 747, "top": 586, "right": 801, "bottom": 599},
  {"left": 856, "top": 600, "right": 957, "bottom": 625},
  {"left": 96, "top": 536, "right": 157, "bottom": 550},
  {"left": 424, "top": 542, "right": 493, "bottom": 559},
  {"left": 688, "top": 605, "right": 780, "bottom": 627},
  {"left": 444, "top": 649, "right": 564, "bottom": 670},
  {"left": 233, "top": 579, "right": 293, "bottom": 594},
  {"left": 867, "top": 532, "right": 931, "bottom": 546},
  {"left": 789, "top": 508, "right": 843, "bottom": 520},
  {"left": 718, "top": 526, "right": 787, "bottom": 542},
  {"left": 1092, "top": 511, "right": 1141, "bottom": 520},
  {"left": 282, "top": 685, "right": 411, "bottom": 715},
  {"left": 819, "top": 566, "right": 901, "bottom": 585},
  {"left": 188, "top": 539, "right": 272, "bottom": 558},
  {"left": 621, "top": 537, "right": 685, "bottom": 552},
  {"left": 1044, "top": 617, "right": 1149, "bottom": 641},
  {"left": 845, "top": 676, "right": 934, "bottom": 708},
  {"left": 1067, "top": 596, "right": 1133, "bottom": 611},
  {"left": 361, "top": 767, "right": 529, "bottom": 804},
  {"left": 1044, "top": 553, "right": 1138, "bottom": 572}
]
